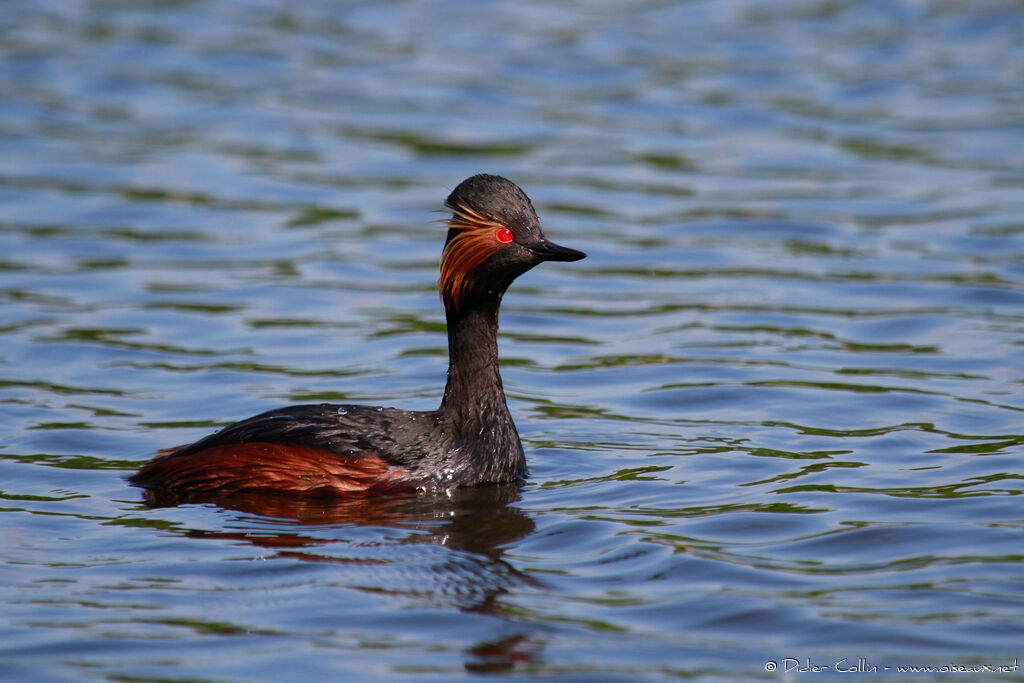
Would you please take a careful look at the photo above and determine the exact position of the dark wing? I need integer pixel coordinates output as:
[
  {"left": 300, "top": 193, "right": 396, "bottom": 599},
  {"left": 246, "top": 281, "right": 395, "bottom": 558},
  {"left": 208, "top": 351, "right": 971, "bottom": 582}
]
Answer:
[
  {"left": 164, "top": 403, "right": 416, "bottom": 459},
  {"left": 130, "top": 404, "right": 437, "bottom": 495}
]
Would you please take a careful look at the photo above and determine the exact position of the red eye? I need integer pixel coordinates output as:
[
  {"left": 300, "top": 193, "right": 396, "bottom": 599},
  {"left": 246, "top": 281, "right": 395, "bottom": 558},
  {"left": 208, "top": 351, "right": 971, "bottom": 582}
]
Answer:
[{"left": 495, "top": 227, "right": 514, "bottom": 244}]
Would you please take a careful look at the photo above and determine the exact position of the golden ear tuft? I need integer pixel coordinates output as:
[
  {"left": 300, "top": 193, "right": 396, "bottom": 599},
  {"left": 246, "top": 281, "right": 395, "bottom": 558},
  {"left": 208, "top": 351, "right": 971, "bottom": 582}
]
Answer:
[{"left": 440, "top": 203, "right": 508, "bottom": 309}]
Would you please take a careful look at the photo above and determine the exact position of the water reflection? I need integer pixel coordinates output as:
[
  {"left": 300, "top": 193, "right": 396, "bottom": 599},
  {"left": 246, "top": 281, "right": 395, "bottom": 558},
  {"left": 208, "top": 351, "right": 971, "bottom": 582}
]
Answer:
[{"left": 139, "top": 484, "right": 539, "bottom": 672}]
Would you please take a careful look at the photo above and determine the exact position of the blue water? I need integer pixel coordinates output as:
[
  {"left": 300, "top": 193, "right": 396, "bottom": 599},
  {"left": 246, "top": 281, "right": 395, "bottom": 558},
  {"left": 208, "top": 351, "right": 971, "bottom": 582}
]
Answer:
[{"left": 3, "top": 1, "right": 1024, "bottom": 680}]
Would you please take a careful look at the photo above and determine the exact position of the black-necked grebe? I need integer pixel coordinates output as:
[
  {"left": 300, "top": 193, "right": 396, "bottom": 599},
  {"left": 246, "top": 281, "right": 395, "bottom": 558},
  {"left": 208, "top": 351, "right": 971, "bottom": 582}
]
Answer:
[{"left": 130, "top": 174, "right": 585, "bottom": 496}]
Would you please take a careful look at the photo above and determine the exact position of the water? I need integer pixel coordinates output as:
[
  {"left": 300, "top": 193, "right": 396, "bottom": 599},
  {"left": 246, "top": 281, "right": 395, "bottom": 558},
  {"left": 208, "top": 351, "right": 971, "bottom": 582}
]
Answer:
[{"left": 3, "top": 1, "right": 1024, "bottom": 680}]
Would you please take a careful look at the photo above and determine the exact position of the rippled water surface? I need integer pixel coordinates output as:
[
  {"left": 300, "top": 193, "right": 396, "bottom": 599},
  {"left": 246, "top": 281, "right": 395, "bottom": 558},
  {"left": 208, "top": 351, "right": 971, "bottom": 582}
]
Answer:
[{"left": 3, "top": 1, "right": 1024, "bottom": 680}]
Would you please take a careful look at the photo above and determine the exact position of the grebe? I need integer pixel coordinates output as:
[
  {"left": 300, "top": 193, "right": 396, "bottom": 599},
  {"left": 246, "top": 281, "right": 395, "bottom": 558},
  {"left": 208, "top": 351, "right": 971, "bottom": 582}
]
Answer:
[{"left": 130, "top": 174, "right": 585, "bottom": 496}]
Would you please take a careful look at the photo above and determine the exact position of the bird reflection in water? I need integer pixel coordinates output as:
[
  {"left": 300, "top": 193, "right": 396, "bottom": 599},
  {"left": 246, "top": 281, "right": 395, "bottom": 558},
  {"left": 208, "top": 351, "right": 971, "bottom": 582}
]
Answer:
[{"left": 139, "top": 484, "right": 542, "bottom": 673}]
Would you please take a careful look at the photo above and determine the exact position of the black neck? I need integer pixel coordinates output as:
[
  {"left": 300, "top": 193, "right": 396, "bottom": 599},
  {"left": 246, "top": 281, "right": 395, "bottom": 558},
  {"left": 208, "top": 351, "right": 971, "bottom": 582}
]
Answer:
[
  {"left": 438, "top": 292, "right": 525, "bottom": 483},
  {"left": 439, "top": 295, "right": 507, "bottom": 423}
]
